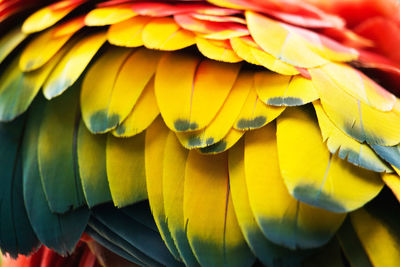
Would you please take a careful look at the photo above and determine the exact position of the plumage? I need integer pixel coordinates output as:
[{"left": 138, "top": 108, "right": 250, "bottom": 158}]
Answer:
[{"left": 2, "top": 0, "right": 400, "bottom": 266}]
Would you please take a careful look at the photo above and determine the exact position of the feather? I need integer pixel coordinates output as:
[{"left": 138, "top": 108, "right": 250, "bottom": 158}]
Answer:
[
  {"left": 196, "top": 37, "right": 242, "bottom": 63},
  {"left": 38, "top": 83, "right": 85, "bottom": 213},
  {"left": 234, "top": 84, "right": 285, "bottom": 130},
  {"left": 0, "top": 27, "right": 26, "bottom": 65},
  {"left": 77, "top": 120, "right": 112, "bottom": 208},
  {"left": 0, "top": 116, "right": 39, "bottom": 257},
  {"left": 113, "top": 77, "right": 159, "bottom": 137},
  {"left": 184, "top": 151, "right": 254, "bottom": 267},
  {"left": 336, "top": 218, "right": 373, "bottom": 267},
  {"left": 198, "top": 128, "right": 244, "bottom": 154},
  {"left": 92, "top": 204, "right": 182, "bottom": 266},
  {"left": 314, "top": 101, "right": 391, "bottom": 172},
  {"left": 310, "top": 67, "right": 400, "bottom": 146},
  {"left": 317, "top": 63, "right": 396, "bottom": 112},
  {"left": 230, "top": 37, "right": 300, "bottom": 75},
  {"left": 84, "top": 4, "right": 136, "bottom": 26},
  {"left": 277, "top": 106, "right": 383, "bottom": 213},
  {"left": 19, "top": 27, "right": 75, "bottom": 72},
  {"left": 144, "top": 117, "right": 182, "bottom": 260},
  {"left": 22, "top": 0, "right": 83, "bottom": 33},
  {"left": 176, "top": 71, "right": 251, "bottom": 149},
  {"left": 162, "top": 132, "right": 199, "bottom": 266},
  {"left": 350, "top": 193, "right": 400, "bottom": 267},
  {"left": 142, "top": 17, "right": 196, "bottom": 51},
  {"left": 107, "top": 16, "right": 152, "bottom": 48},
  {"left": 0, "top": 45, "right": 65, "bottom": 121},
  {"left": 246, "top": 11, "right": 328, "bottom": 68},
  {"left": 228, "top": 139, "right": 311, "bottom": 266},
  {"left": 81, "top": 47, "right": 161, "bottom": 133},
  {"left": 87, "top": 220, "right": 150, "bottom": 266},
  {"left": 382, "top": 171, "right": 400, "bottom": 202},
  {"left": 174, "top": 14, "right": 249, "bottom": 40},
  {"left": 245, "top": 123, "right": 345, "bottom": 249},
  {"left": 106, "top": 133, "right": 147, "bottom": 207},
  {"left": 23, "top": 97, "right": 89, "bottom": 256},
  {"left": 155, "top": 53, "right": 241, "bottom": 132},
  {"left": 43, "top": 32, "right": 106, "bottom": 99},
  {"left": 254, "top": 72, "right": 318, "bottom": 106}
]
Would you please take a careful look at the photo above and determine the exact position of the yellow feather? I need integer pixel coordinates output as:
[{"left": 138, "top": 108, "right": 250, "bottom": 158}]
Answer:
[
  {"left": 77, "top": 120, "right": 111, "bottom": 208},
  {"left": 107, "top": 16, "right": 152, "bottom": 47},
  {"left": 43, "top": 32, "right": 106, "bottom": 99},
  {"left": 19, "top": 28, "right": 74, "bottom": 71},
  {"left": 229, "top": 139, "right": 304, "bottom": 266},
  {"left": 184, "top": 151, "right": 253, "bottom": 267},
  {"left": 84, "top": 5, "right": 136, "bottom": 26},
  {"left": 113, "top": 77, "right": 159, "bottom": 137},
  {"left": 276, "top": 107, "right": 383, "bottom": 212},
  {"left": 22, "top": 3, "right": 79, "bottom": 33},
  {"left": 234, "top": 84, "right": 285, "bottom": 130},
  {"left": 196, "top": 37, "right": 242, "bottom": 63},
  {"left": 310, "top": 67, "right": 400, "bottom": 146},
  {"left": 245, "top": 123, "right": 345, "bottom": 249},
  {"left": 144, "top": 117, "right": 181, "bottom": 260},
  {"left": 162, "top": 132, "right": 199, "bottom": 266},
  {"left": 0, "top": 27, "right": 26, "bottom": 64},
  {"left": 81, "top": 47, "right": 161, "bottom": 133},
  {"left": 142, "top": 17, "right": 196, "bottom": 51},
  {"left": 176, "top": 71, "right": 251, "bottom": 149},
  {"left": 230, "top": 37, "right": 300, "bottom": 75},
  {"left": 351, "top": 208, "right": 400, "bottom": 267},
  {"left": 314, "top": 101, "right": 390, "bottom": 172},
  {"left": 155, "top": 53, "right": 241, "bottom": 132},
  {"left": 198, "top": 128, "right": 244, "bottom": 154},
  {"left": 245, "top": 11, "right": 328, "bottom": 68},
  {"left": 106, "top": 133, "right": 147, "bottom": 207},
  {"left": 382, "top": 171, "right": 400, "bottom": 202},
  {"left": 319, "top": 63, "right": 396, "bottom": 112},
  {"left": 254, "top": 72, "right": 318, "bottom": 106}
]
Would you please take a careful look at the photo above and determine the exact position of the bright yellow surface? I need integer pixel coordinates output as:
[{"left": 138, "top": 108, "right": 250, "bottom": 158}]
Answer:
[
  {"left": 230, "top": 37, "right": 299, "bottom": 75},
  {"left": 113, "top": 77, "right": 159, "bottom": 137},
  {"left": 81, "top": 47, "right": 132, "bottom": 133},
  {"left": 106, "top": 133, "right": 147, "bottom": 207},
  {"left": 351, "top": 208, "right": 400, "bottom": 267},
  {"left": 22, "top": 4, "right": 78, "bottom": 33},
  {"left": 155, "top": 52, "right": 200, "bottom": 131},
  {"left": 43, "top": 32, "right": 106, "bottom": 99},
  {"left": 320, "top": 63, "right": 396, "bottom": 112},
  {"left": 162, "top": 132, "right": 198, "bottom": 266},
  {"left": 108, "top": 16, "right": 152, "bottom": 47},
  {"left": 145, "top": 117, "right": 181, "bottom": 260},
  {"left": 196, "top": 37, "right": 242, "bottom": 63},
  {"left": 246, "top": 11, "right": 328, "bottom": 68},
  {"left": 311, "top": 67, "right": 400, "bottom": 146},
  {"left": 176, "top": 72, "right": 251, "bottom": 149},
  {"left": 142, "top": 17, "right": 196, "bottom": 51},
  {"left": 277, "top": 107, "right": 383, "bottom": 212},
  {"left": 314, "top": 101, "right": 390, "bottom": 172},
  {"left": 184, "top": 151, "right": 252, "bottom": 266},
  {"left": 19, "top": 29, "right": 73, "bottom": 71},
  {"left": 255, "top": 72, "right": 318, "bottom": 106},
  {"left": 234, "top": 85, "right": 285, "bottom": 130},
  {"left": 245, "top": 123, "right": 345, "bottom": 249},
  {"left": 85, "top": 5, "right": 136, "bottom": 26}
]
